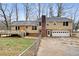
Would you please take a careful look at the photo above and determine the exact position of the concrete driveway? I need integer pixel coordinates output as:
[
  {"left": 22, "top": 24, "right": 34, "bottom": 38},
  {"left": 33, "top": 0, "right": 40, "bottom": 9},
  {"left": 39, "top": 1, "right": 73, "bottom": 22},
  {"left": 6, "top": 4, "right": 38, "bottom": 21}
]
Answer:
[{"left": 37, "top": 37, "right": 79, "bottom": 56}]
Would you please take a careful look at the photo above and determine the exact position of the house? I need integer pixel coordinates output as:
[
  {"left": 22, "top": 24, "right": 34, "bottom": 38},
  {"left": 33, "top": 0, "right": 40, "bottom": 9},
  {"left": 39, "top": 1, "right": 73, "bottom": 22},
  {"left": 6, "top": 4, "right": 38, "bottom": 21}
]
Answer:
[{"left": 11, "top": 15, "right": 73, "bottom": 37}]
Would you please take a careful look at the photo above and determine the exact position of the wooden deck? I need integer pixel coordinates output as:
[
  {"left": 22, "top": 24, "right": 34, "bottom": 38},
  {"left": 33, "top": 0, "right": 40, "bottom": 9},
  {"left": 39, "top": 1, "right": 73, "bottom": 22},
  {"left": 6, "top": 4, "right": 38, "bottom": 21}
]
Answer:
[{"left": 0, "top": 30, "right": 25, "bottom": 37}]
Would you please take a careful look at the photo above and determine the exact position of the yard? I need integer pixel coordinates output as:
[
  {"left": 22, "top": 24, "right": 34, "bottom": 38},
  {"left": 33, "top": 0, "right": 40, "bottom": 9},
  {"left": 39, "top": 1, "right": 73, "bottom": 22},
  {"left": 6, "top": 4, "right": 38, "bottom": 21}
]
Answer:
[{"left": 0, "top": 37, "right": 34, "bottom": 56}]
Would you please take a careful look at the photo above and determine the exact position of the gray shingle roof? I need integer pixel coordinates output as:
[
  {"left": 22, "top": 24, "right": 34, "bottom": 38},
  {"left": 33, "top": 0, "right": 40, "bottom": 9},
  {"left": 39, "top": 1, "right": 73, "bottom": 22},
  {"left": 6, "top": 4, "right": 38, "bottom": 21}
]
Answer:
[
  {"left": 12, "top": 17, "right": 72, "bottom": 26},
  {"left": 11, "top": 21, "right": 38, "bottom": 26},
  {"left": 38, "top": 17, "right": 72, "bottom": 22}
]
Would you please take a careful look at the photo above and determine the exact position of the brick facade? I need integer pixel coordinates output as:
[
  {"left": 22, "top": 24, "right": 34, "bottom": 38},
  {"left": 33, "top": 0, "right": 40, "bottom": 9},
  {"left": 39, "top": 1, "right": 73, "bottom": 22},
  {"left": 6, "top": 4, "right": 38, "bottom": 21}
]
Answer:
[{"left": 41, "top": 15, "right": 47, "bottom": 37}]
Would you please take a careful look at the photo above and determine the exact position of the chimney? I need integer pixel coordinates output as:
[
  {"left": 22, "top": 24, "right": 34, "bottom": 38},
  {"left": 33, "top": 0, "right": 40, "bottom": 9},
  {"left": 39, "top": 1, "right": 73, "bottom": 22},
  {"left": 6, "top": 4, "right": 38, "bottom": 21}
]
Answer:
[{"left": 41, "top": 15, "right": 47, "bottom": 37}]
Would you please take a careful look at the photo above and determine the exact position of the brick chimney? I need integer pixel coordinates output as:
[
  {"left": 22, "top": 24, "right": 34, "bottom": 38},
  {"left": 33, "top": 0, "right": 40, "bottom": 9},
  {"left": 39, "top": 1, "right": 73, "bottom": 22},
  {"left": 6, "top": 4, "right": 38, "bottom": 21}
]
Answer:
[{"left": 41, "top": 15, "right": 47, "bottom": 37}]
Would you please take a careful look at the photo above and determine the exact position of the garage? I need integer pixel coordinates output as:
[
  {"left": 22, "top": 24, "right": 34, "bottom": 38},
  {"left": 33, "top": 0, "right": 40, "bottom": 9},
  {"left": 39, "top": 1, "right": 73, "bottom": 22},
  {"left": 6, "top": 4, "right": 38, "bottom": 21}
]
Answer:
[{"left": 52, "top": 30, "right": 70, "bottom": 37}]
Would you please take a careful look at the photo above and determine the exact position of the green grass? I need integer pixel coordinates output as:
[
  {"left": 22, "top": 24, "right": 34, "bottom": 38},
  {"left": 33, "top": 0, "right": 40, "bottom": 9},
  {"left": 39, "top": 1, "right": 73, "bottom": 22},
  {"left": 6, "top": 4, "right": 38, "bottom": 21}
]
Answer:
[{"left": 0, "top": 37, "right": 34, "bottom": 56}]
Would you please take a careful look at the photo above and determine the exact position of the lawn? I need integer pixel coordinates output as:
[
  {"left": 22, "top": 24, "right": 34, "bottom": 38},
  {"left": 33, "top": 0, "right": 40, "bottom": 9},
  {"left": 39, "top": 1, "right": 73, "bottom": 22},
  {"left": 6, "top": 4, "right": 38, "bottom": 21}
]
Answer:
[{"left": 0, "top": 37, "right": 34, "bottom": 56}]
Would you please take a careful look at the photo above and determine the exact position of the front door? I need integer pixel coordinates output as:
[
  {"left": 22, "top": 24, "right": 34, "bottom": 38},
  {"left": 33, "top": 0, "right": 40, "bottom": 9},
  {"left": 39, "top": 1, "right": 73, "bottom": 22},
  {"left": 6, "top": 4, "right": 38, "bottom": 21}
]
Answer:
[{"left": 47, "top": 30, "right": 52, "bottom": 37}]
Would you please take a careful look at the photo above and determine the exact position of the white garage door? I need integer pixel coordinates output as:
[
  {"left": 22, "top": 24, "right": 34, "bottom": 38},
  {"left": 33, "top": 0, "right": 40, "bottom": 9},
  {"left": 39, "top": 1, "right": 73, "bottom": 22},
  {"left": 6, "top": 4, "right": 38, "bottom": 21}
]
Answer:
[{"left": 52, "top": 30, "right": 70, "bottom": 37}]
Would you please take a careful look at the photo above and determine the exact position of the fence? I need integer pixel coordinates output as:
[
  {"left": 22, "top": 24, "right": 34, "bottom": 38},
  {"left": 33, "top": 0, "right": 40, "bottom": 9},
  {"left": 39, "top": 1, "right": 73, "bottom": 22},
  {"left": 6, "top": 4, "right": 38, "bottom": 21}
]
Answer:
[{"left": 18, "top": 35, "right": 41, "bottom": 56}]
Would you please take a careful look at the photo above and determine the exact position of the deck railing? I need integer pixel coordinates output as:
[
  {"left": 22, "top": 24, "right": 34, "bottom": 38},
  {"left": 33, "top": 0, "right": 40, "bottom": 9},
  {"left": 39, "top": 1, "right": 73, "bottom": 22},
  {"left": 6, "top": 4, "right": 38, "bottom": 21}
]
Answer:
[{"left": 0, "top": 30, "right": 25, "bottom": 37}]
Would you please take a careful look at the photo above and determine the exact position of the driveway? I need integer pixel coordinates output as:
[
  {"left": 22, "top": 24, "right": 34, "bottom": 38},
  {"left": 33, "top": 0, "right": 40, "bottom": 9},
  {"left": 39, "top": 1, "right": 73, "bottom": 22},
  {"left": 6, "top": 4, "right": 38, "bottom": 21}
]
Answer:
[{"left": 37, "top": 37, "right": 79, "bottom": 56}]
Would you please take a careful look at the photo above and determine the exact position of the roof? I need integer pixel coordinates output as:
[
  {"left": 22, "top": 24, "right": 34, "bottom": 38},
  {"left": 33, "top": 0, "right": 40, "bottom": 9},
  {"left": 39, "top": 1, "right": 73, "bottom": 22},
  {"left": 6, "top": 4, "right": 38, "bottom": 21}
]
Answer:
[
  {"left": 38, "top": 17, "right": 72, "bottom": 22},
  {"left": 11, "top": 21, "right": 38, "bottom": 26},
  {"left": 11, "top": 17, "right": 72, "bottom": 26}
]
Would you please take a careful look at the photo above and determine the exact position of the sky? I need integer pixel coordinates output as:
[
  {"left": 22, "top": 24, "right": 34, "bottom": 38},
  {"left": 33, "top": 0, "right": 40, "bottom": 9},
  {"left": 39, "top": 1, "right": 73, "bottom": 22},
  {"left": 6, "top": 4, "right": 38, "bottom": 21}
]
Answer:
[{"left": 1, "top": 3, "right": 79, "bottom": 22}]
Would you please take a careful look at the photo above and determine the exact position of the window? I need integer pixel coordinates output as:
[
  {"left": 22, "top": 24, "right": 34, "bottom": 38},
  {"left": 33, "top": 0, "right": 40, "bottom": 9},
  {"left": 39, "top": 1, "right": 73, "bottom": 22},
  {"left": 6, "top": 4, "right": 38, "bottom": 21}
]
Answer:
[
  {"left": 18, "top": 26, "right": 20, "bottom": 30},
  {"left": 15, "top": 26, "right": 20, "bottom": 30},
  {"left": 26, "top": 26, "right": 28, "bottom": 28},
  {"left": 32, "top": 26, "right": 37, "bottom": 30},
  {"left": 66, "top": 22, "right": 68, "bottom": 26},
  {"left": 63, "top": 22, "right": 68, "bottom": 26},
  {"left": 16, "top": 26, "right": 18, "bottom": 30},
  {"left": 39, "top": 22, "right": 41, "bottom": 26},
  {"left": 63, "top": 22, "right": 65, "bottom": 26}
]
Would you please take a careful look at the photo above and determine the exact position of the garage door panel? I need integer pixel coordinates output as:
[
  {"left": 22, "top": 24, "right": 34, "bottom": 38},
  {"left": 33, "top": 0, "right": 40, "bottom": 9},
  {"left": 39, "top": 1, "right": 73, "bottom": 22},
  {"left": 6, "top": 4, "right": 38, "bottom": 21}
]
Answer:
[{"left": 52, "top": 30, "right": 70, "bottom": 37}]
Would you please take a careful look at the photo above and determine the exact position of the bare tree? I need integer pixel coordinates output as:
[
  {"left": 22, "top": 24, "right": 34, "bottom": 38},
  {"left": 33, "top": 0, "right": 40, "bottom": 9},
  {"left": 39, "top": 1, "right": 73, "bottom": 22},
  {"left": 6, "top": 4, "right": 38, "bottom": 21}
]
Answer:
[
  {"left": 15, "top": 3, "right": 18, "bottom": 21},
  {"left": 57, "top": 3, "right": 73, "bottom": 17},
  {"left": 0, "top": 3, "right": 9, "bottom": 30},
  {"left": 8, "top": 6, "right": 14, "bottom": 30},
  {"left": 57, "top": 3, "right": 63, "bottom": 17},
  {"left": 38, "top": 3, "right": 41, "bottom": 18},
  {"left": 48, "top": 4, "right": 53, "bottom": 17},
  {"left": 73, "top": 8, "right": 79, "bottom": 31},
  {"left": 23, "top": 3, "right": 30, "bottom": 21},
  {"left": 0, "top": 3, "right": 14, "bottom": 30}
]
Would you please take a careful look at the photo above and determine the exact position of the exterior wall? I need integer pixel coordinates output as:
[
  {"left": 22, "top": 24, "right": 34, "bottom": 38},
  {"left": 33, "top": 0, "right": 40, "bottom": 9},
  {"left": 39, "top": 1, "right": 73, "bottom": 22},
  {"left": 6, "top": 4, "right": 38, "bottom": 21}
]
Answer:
[
  {"left": 46, "top": 21, "right": 72, "bottom": 31},
  {"left": 26, "top": 26, "right": 39, "bottom": 33},
  {"left": 11, "top": 25, "right": 39, "bottom": 33},
  {"left": 19, "top": 26, "right": 26, "bottom": 32},
  {"left": 11, "top": 26, "right": 15, "bottom": 31},
  {"left": 38, "top": 26, "right": 42, "bottom": 30}
]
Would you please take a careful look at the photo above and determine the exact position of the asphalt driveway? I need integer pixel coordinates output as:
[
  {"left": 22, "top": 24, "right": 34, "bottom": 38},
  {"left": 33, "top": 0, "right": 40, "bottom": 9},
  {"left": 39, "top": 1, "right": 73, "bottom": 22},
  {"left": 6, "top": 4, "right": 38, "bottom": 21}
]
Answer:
[{"left": 37, "top": 37, "right": 79, "bottom": 56}]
